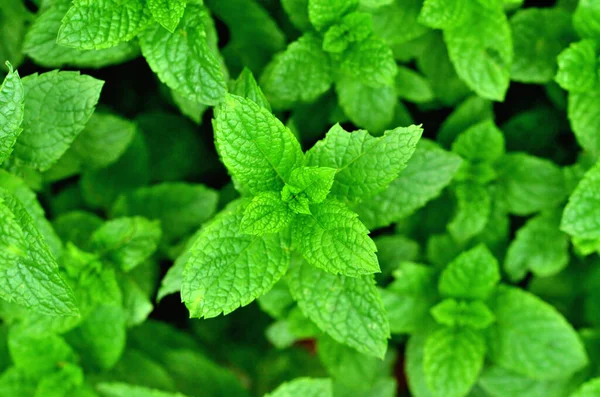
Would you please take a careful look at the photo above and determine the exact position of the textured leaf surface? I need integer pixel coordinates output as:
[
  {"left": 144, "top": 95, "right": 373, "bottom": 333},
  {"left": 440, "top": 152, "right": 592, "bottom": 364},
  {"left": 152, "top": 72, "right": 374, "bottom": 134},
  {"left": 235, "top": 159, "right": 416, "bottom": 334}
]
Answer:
[
  {"left": 447, "top": 183, "right": 491, "bottom": 243},
  {"left": 437, "top": 96, "right": 494, "bottom": 148},
  {"left": 568, "top": 89, "right": 600, "bottom": 155},
  {"left": 355, "top": 141, "right": 462, "bottom": 229},
  {"left": 562, "top": 161, "right": 600, "bottom": 239},
  {"left": 451, "top": 120, "right": 505, "bottom": 163},
  {"left": 555, "top": 40, "right": 598, "bottom": 93},
  {"left": 293, "top": 200, "right": 379, "bottom": 277},
  {"left": 0, "top": 63, "right": 24, "bottom": 165},
  {"left": 306, "top": 124, "right": 422, "bottom": 201},
  {"left": 479, "top": 366, "right": 575, "bottom": 397},
  {"left": 230, "top": 68, "right": 271, "bottom": 111},
  {"left": 430, "top": 299, "right": 495, "bottom": 330},
  {"left": 487, "top": 286, "right": 588, "bottom": 379},
  {"left": 148, "top": 0, "right": 186, "bottom": 32},
  {"left": 308, "top": 0, "right": 358, "bottom": 30},
  {"left": 140, "top": 4, "right": 227, "bottom": 106},
  {"left": 241, "top": 192, "right": 294, "bottom": 235},
  {"left": 8, "top": 331, "right": 75, "bottom": 377},
  {"left": 424, "top": 327, "right": 485, "bottom": 397},
  {"left": 288, "top": 257, "right": 390, "bottom": 358},
  {"left": 266, "top": 378, "right": 333, "bottom": 397},
  {"left": 573, "top": 0, "right": 600, "bottom": 39},
  {"left": 419, "top": 0, "right": 470, "bottom": 29},
  {"left": 14, "top": 70, "right": 103, "bottom": 171},
  {"left": 283, "top": 166, "right": 336, "bottom": 204},
  {"left": 181, "top": 201, "right": 290, "bottom": 318},
  {"left": 214, "top": 94, "right": 303, "bottom": 195},
  {"left": 338, "top": 36, "right": 397, "bottom": 87}
]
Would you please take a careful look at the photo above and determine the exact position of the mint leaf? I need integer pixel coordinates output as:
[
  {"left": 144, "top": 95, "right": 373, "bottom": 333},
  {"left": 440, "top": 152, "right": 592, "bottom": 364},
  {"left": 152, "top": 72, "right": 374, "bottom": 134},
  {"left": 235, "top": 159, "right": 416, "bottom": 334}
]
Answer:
[
  {"left": 288, "top": 257, "right": 389, "bottom": 358},
  {"left": 266, "top": 378, "right": 333, "bottom": 397},
  {"left": 555, "top": 40, "right": 598, "bottom": 93},
  {"left": 438, "top": 244, "right": 500, "bottom": 300},
  {"left": 371, "top": 0, "right": 430, "bottom": 47},
  {"left": 571, "top": 378, "right": 600, "bottom": 397},
  {"left": 282, "top": 0, "right": 311, "bottom": 31},
  {"left": 240, "top": 192, "right": 294, "bottom": 235},
  {"left": 8, "top": 330, "right": 75, "bottom": 377},
  {"left": 430, "top": 299, "right": 495, "bottom": 330},
  {"left": 140, "top": 4, "right": 227, "bottom": 106},
  {"left": 487, "top": 285, "right": 588, "bottom": 379},
  {"left": 419, "top": 0, "right": 470, "bottom": 29},
  {"left": 292, "top": 199, "right": 379, "bottom": 276},
  {"left": 573, "top": 0, "right": 600, "bottom": 39},
  {"left": 568, "top": 89, "right": 600, "bottom": 155},
  {"left": 322, "top": 12, "right": 372, "bottom": 54},
  {"left": 0, "top": 62, "right": 24, "bottom": 165},
  {"left": 97, "top": 383, "right": 190, "bottom": 397},
  {"left": 283, "top": 166, "right": 337, "bottom": 204},
  {"left": 451, "top": 120, "right": 505, "bottom": 163},
  {"left": 355, "top": 140, "right": 462, "bottom": 229},
  {"left": 423, "top": 327, "right": 485, "bottom": 397},
  {"left": 90, "top": 217, "right": 162, "bottom": 272},
  {"left": 0, "top": 190, "right": 78, "bottom": 316},
  {"left": 0, "top": 1, "right": 30, "bottom": 71},
  {"left": 308, "top": 0, "right": 358, "bottom": 31},
  {"left": 395, "top": 66, "right": 435, "bottom": 104},
  {"left": 339, "top": 36, "right": 397, "bottom": 88},
  {"left": 57, "top": 0, "right": 150, "bottom": 50},
  {"left": 562, "top": 161, "right": 600, "bottom": 239},
  {"left": 479, "top": 365, "right": 575, "bottom": 397},
  {"left": 214, "top": 94, "right": 304, "bottom": 195},
  {"left": 260, "top": 34, "right": 333, "bottom": 109},
  {"left": 505, "top": 210, "right": 569, "bottom": 281},
  {"left": 437, "top": 96, "right": 494, "bottom": 148},
  {"left": 447, "top": 183, "right": 491, "bottom": 243},
  {"left": 13, "top": 70, "right": 103, "bottom": 171},
  {"left": 181, "top": 201, "right": 290, "bottom": 318},
  {"left": 306, "top": 123, "right": 422, "bottom": 201},
  {"left": 148, "top": 0, "right": 186, "bottom": 33},
  {"left": 230, "top": 68, "right": 271, "bottom": 111}
]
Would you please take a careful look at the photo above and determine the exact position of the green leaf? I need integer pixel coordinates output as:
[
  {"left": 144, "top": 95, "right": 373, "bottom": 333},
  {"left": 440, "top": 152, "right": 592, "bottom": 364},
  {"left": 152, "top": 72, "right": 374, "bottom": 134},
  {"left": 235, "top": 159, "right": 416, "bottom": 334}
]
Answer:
[
  {"left": 567, "top": 88, "right": 600, "bottom": 155},
  {"left": 230, "top": 68, "right": 271, "bottom": 111},
  {"left": 111, "top": 182, "right": 218, "bottom": 243},
  {"left": 240, "top": 192, "right": 294, "bottom": 235},
  {"left": 451, "top": 120, "right": 505, "bottom": 163},
  {"left": 447, "top": 183, "right": 491, "bottom": 244},
  {"left": 423, "top": 327, "right": 485, "bottom": 397},
  {"left": 97, "top": 383, "right": 190, "bottom": 397},
  {"left": 90, "top": 217, "right": 162, "bottom": 272},
  {"left": 479, "top": 365, "right": 576, "bottom": 397},
  {"left": 140, "top": 4, "right": 227, "bottom": 106},
  {"left": 181, "top": 200, "right": 290, "bottom": 318},
  {"left": 57, "top": 0, "right": 150, "bottom": 50},
  {"left": 510, "top": 8, "right": 574, "bottom": 84},
  {"left": 371, "top": 0, "right": 430, "bottom": 47},
  {"left": 0, "top": 62, "right": 24, "bottom": 165},
  {"left": 505, "top": 210, "right": 569, "bottom": 281},
  {"left": 282, "top": 0, "right": 311, "bottom": 31},
  {"left": 444, "top": 1, "right": 512, "bottom": 101},
  {"left": 419, "top": 0, "right": 471, "bottom": 29},
  {"left": 573, "top": 0, "right": 600, "bottom": 39},
  {"left": 34, "top": 363, "right": 84, "bottom": 397},
  {"left": 214, "top": 94, "right": 304, "bottom": 195},
  {"left": 288, "top": 257, "right": 389, "bottom": 358},
  {"left": 338, "top": 36, "right": 397, "bottom": 87},
  {"left": 438, "top": 244, "right": 500, "bottom": 300},
  {"left": 266, "top": 378, "right": 333, "bottom": 397},
  {"left": 307, "top": 123, "right": 422, "bottom": 201},
  {"left": 437, "top": 96, "right": 494, "bottom": 148},
  {"left": 283, "top": 166, "right": 336, "bottom": 204},
  {"left": 487, "top": 285, "right": 588, "bottom": 379},
  {"left": 148, "top": 0, "right": 186, "bottom": 32},
  {"left": 14, "top": 70, "right": 103, "bottom": 171},
  {"left": 496, "top": 153, "right": 566, "bottom": 215},
  {"left": 555, "top": 40, "right": 598, "bottom": 93},
  {"left": 355, "top": 140, "right": 462, "bottom": 229},
  {"left": 119, "top": 274, "right": 153, "bottom": 327},
  {"left": 260, "top": 34, "right": 333, "bottom": 109},
  {"left": 0, "top": 1, "right": 30, "bottom": 70},
  {"left": 0, "top": 190, "right": 78, "bottom": 316},
  {"left": 571, "top": 378, "right": 600, "bottom": 397},
  {"left": 293, "top": 199, "right": 379, "bottom": 277},
  {"left": 395, "top": 66, "right": 434, "bottom": 104},
  {"left": 8, "top": 330, "right": 76, "bottom": 377},
  {"left": 562, "top": 161, "right": 600, "bottom": 239},
  {"left": 322, "top": 12, "right": 372, "bottom": 54},
  {"left": 430, "top": 299, "right": 495, "bottom": 330},
  {"left": 308, "top": 0, "right": 358, "bottom": 31}
]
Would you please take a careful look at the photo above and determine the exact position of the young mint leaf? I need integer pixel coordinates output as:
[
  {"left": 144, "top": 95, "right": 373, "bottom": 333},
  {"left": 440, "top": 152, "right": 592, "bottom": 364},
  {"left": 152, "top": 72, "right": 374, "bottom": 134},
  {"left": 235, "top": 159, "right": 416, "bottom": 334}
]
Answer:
[
  {"left": 395, "top": 66, "right": 435, "bottom": 104},
  {"left": 119, "top": 274, "right": 153, "bottom": 327},
  {"left": 356, "top": 140, "right": 462, "bottom": 229},
  {"left": 230, "top": 68, "right": 271, "bottom": 111},
  {"left": 181, "top": 200, "right": 290, "bottom": 319},
  {"left": 419, "top": 0, "right": 470, "bottom": 30},
  {"left": 292, "top": 199, "right": 379, "bottom": 276},
  {"left": 0, "top": 62, "right": 24, "bottom": 165},
  {"left": 423, "top": 327, "right": 486, "bottom": 397},
  {"left": 437, "top": 96, "right": 494, "bottom": 148},
  {"left": 322, "top": 12, "right": 372, "bottom": 54},
  {"left": 57, "top": 0, "right": 150, "bottom": 50},
  {"left": 214, "top": 94, "right": 303, "bottom": 195},
  {"left": 260, "top": 34, "right": 333, "bottom": 109},
  {"left": 487, "top": 286, "right": 588, "bottom": 379},
  {"left": 8, "top": 330, "right": 76, "bottom": 377},
  {"left": 573, "top": 0, "right": 600, "bottom": 39},
  {"left": 505, "top": 210, "right": 569, "bottom": 281},
  {"left": 0, "top": 190, "right": 78, "bottom": 316},
  {"left": 240, "top": 192, "right": 294, "bottom": 235},
  {"left": 447, "top": 183, "right": 492, "bottom": 244},
  {"left": 307, "top": 123, "right": 422, "bottom": 201},
  {"left": 438, "top": 244, "right": 500, "bottom": 300},
  {"left": 430, "top": 299, "right": 495, "bottom": 330},
  {"left": 97, "top": 382, "right": 190, "bottom": 397},
  {"left": 308, "top": 0, "right": 358, "bottom": 31},
  {"left": 338, "top": 36, "right": 397, "bottom": 87},
  {"left": 444, "top": 1, "right": 512, "bottom": 101},
  {"left": 13, "top": 70, "right": 103, "bottom": 171},
  {"left": 90, "top": 217, "right": 162, "bottom": 272},
  {"left": 140, "top": 4, "right": 227, "bottom": 106},
  {"left": 284, "top": 166, "right": 337, "bottom": 204},
  {"left": 571, "top": 378, "right": 600, "bottom": 397},
  {"left": 562, "top": 161, "right": 600, "bottom": 239},
  {"left": 266, "top": 378, "right": 333, "bottom": 397},
  {"left": 555, "top": 40, "right": 598, "bottom": 93},
  {"left": 496, "top": 153, "right": 566, "bottom": 215},
  {"left": 451, "top": 120, "right": 505, "bottom": 163},
  {"left": 288, "top": 257, "right": 390, "bottom": 358},
  {"left": 148, "top": 0, "right": 186, "bottom": 33}
]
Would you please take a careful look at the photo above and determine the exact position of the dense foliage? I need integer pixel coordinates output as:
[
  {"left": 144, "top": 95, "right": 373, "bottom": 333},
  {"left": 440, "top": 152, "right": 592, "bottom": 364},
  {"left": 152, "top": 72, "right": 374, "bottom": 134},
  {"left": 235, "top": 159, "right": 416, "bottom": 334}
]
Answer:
[{"left": 1, "top": 0, "right": 600, "bottom": 396}]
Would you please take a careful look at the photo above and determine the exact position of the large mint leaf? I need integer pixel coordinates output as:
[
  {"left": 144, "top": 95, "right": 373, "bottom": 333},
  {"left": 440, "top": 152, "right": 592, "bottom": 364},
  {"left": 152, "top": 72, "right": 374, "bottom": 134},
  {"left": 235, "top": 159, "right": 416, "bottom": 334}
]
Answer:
[
  {"left": 14, "top": 70, "right": 103, "bottom": 171},
  {"left": 148, "top": 0, "right": 186, "bottom": 33},
  {"left": 338, "top": 36, "right": 397, "bottom": 88},
  {"left": 562, "top": 161, "right": 600, "bottom": 239},
  {"left": 140, "top": 4, "right": 227, "bottom": 106},
  {"left": 0, "top": 63, "right": 24, "bottom": 165},
  {"left": 293, "top": 199, "right": 379, "bottom": 277},
  {"left": 288, "top": 257, "right": 390, "bottom": 358},
  {"left": 213, "top": 94, "right": 303, "bottom": 195},
  {"left": 306, "top": 123, "right": 422, "bottom": 201},
  {"left": 181, "top": 200, "right": 290, "bottom": 319},
  {"left": 487, "top": 285, "right": 588, "bottom": 379}
]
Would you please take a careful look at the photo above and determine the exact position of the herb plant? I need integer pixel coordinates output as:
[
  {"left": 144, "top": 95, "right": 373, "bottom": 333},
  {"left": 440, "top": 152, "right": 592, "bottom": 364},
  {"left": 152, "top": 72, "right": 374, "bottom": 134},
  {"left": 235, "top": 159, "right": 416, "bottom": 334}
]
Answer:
[{"left": 2, "top": 0, "right": 600, "bottom": 396}]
